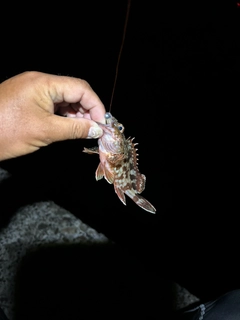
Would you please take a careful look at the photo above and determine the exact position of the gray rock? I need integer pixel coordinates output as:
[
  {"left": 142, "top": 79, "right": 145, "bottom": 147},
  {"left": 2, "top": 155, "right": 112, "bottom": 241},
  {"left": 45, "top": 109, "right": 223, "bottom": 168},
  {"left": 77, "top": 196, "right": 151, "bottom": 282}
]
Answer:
[{"left": 0, "top": 167, "right": 199, "bottom": 319}]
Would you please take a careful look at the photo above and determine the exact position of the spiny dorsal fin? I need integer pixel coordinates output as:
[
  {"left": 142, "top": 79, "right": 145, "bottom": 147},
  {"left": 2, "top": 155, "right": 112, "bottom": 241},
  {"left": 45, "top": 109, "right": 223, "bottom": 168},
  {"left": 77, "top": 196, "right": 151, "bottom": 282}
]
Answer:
[{"left": 127, "top": 137, "right": 146, "bottom": 193}]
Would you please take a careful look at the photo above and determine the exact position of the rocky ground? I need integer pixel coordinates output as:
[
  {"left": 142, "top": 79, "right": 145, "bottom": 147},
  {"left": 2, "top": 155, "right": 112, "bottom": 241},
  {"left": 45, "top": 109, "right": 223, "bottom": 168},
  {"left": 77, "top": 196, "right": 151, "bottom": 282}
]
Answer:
[{"left": 0, "top": 167, "right": 199, "bottom": 320}]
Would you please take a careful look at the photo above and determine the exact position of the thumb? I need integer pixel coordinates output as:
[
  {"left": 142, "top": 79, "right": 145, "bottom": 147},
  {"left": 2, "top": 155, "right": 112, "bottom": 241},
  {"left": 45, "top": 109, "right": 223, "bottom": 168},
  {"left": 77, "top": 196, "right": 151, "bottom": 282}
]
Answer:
[{"left": 44, "top": 114, "right": 103, "bottom": 143}]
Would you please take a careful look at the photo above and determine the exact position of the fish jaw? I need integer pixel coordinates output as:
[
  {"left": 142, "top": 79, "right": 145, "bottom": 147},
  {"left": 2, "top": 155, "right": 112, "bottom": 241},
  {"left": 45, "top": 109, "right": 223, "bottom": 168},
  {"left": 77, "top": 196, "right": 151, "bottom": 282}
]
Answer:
[{"left": 97, "top": 122, "right": 114, "bottom": 135}]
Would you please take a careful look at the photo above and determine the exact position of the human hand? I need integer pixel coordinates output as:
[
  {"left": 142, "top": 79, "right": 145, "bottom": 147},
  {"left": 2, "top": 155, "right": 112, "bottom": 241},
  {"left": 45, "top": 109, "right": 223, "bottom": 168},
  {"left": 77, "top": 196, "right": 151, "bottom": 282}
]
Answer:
[{"left": 0, "top": 71, "right": 106, "bottom": 161}]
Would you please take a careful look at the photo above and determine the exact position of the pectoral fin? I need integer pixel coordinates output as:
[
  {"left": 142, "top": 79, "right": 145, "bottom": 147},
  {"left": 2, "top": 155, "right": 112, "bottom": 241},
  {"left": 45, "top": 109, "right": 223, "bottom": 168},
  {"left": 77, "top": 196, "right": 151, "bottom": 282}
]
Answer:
[
  {"left": 104, "top": 167, "right": 115, "bottom": 184},
  {"left": 83, "top": 147, "right": 99, "bottom": 154},
  {"left": 95, "top": 163, "right": 104, "bottom": 180},
  {"left": 96, "top": 161, "right": 115, "bottom": 184}
]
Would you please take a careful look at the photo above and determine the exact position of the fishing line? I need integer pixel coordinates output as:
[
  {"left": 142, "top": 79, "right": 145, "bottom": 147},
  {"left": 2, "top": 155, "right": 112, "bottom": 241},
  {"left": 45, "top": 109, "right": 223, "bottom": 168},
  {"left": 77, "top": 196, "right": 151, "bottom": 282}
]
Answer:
[{"left": 109, "top": 0, "right": 132, "bottom": 112}]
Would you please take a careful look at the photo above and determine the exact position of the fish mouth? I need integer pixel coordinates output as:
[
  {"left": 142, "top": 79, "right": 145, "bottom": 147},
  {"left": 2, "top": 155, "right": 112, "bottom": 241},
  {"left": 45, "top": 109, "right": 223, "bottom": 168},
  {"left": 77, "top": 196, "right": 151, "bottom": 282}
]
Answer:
[
  {"left": 96, "top": 122, "right": 107, "bottom": 128},
  {"left": 96, "top": 122, "right": 112, "bottom": 134},
  {"left": 96, "top": 112, "right": 113, "bottom": 133}
]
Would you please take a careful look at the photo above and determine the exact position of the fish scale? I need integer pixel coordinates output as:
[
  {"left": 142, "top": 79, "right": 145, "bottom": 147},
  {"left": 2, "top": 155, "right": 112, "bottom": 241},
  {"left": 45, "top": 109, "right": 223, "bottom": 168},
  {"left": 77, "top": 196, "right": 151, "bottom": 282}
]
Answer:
[{"left": 83, "top": 112, "right": 156, "bottom": 214}]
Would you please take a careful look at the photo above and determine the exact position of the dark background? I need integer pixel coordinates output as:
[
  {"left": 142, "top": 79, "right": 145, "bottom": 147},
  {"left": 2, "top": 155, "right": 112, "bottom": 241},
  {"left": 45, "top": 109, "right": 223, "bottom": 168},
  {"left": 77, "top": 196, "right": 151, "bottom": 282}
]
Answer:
[{"left": 1, "top": 0, "right": 240, "bottom": 314}]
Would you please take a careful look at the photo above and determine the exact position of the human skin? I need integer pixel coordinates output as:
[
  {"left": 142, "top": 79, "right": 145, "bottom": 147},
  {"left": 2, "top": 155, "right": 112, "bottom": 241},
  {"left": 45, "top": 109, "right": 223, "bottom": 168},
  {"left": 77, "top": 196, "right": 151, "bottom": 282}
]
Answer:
[{"left": 0, "top": 71, "right": 106, "bottom": 161}]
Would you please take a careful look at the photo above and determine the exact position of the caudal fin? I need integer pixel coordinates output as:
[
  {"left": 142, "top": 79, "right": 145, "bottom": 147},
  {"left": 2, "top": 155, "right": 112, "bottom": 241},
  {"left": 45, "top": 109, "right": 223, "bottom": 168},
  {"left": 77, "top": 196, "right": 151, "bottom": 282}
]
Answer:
[{"left": 125, "top": 190, "right": 156, "bottom": 214}]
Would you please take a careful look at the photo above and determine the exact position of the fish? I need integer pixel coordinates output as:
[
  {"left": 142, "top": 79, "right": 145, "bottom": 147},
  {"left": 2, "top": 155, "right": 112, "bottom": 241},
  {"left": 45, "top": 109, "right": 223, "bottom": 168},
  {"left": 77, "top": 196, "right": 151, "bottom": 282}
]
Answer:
[{"left": 83, "top": 112, "right": 156, "bottom": 214}]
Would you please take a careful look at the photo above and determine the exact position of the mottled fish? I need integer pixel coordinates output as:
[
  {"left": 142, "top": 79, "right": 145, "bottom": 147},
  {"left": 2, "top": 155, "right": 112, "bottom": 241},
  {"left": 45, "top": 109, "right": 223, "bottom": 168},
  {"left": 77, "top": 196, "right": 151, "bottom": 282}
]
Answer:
[{"left": 83, "top": 112, "right": 156, "bottom": 214}]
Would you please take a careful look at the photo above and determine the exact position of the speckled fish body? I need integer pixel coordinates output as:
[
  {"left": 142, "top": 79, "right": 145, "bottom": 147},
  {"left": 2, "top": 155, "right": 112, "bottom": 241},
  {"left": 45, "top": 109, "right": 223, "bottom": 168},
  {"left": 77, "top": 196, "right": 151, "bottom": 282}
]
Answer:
[{"left": 83, "top": 112, "right": 156, "bottom": 214}]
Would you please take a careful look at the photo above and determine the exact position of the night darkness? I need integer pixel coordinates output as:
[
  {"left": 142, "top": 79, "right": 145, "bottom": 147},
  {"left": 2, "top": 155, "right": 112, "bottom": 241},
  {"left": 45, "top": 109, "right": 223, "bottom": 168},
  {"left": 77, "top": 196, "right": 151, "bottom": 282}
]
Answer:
[{"left": 1, "top": 1, "right": 240, "bottom": 318}]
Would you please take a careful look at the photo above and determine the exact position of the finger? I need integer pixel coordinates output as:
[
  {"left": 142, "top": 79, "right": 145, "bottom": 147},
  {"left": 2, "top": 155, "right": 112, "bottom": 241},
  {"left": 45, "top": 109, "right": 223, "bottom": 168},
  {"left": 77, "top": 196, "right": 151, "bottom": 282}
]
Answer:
[
  {"left": 46, "top": 74, "right": 106, "bottom": 123},
  {"left": 56, "top": 104, "right": 91, "bottom": 119},
  {"left": 43, "top": 114, "right": 103, "bottom": 143}
]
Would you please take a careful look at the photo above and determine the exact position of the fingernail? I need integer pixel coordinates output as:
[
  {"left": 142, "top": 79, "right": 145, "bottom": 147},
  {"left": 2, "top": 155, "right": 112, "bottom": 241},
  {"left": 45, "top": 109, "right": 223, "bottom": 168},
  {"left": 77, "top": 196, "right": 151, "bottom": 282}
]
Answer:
[{"left": 87, "top": 126, "right": 103, "bottom": 139}]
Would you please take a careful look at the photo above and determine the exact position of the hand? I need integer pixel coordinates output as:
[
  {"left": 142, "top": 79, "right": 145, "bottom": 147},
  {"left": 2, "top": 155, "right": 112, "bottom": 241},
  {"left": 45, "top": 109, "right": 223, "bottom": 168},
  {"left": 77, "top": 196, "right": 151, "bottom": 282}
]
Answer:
[{"left": 0, "top": 71, "right": 106, "bottom": 161}]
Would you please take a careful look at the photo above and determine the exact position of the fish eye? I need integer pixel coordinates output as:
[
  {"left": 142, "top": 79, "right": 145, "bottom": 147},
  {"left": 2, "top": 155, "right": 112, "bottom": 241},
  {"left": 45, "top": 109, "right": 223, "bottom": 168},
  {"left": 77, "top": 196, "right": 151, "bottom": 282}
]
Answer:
[{"left": 118, "top": 124, "right": 124, "bottom": 133}]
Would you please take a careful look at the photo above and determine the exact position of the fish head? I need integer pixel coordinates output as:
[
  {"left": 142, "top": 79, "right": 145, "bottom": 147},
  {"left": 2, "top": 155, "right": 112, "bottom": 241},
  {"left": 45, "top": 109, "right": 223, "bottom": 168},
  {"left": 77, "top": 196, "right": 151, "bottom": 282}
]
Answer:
[
  {"left": 97, "top": 113, "right": 125, "bottom": 154},
  {"left": 97, "top": 112, "right": 125, "bottom": 136}
]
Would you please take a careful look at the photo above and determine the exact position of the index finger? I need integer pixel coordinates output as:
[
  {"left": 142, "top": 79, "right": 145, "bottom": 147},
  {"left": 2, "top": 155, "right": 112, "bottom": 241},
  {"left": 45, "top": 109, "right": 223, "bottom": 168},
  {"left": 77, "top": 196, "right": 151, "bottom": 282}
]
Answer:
[{"left": 45, "top": 74, "right": 106, "bottom": 123}]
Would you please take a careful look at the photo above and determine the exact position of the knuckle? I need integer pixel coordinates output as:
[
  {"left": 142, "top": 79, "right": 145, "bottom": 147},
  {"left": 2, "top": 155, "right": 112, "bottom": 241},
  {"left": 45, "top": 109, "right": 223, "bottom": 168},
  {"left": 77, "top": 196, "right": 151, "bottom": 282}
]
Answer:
[
  {"left": 71, "top": 121, "right": 84, "bottom": 139},
  {"left": 78, "top": 78, "right": 91, "bottom": 90}
]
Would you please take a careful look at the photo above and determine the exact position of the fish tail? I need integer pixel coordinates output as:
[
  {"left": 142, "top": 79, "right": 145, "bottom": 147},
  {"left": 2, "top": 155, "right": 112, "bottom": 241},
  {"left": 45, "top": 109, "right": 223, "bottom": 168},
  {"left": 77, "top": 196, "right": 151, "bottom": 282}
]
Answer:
[{"left": 125, "top": 190, "right": 156, "bottom": 214}]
